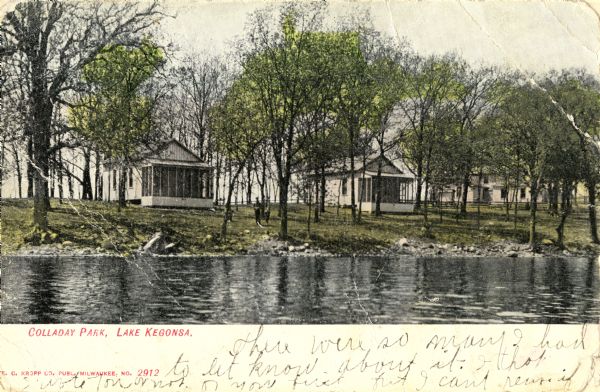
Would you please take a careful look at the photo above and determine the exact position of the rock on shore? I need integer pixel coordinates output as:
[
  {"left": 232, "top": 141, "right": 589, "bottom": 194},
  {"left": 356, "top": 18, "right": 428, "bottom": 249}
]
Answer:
[
  {"left": 246, "top": 236, "right": 333, "bottom": 257},
  {"left": 9, "top": 235, "right": 596, "bottom": 259},
  {"left": 382, "top": 237, "right": 592, "bottom": 258}
]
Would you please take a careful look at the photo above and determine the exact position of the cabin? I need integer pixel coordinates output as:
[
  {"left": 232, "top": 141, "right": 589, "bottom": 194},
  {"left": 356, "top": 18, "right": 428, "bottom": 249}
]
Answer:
[
  {"left": 438, "top": 174, "right": 548, "bottom": 205},
  {"left": 102, "top": 139, "right": 214, "bottom": 208},
  {"left": 324, "top": 155, "right": 417, "bottom": 213}
]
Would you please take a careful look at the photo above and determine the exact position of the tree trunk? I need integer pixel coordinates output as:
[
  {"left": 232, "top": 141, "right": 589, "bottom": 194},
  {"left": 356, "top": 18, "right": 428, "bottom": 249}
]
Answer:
[
  {"left": 31, "top": 47, "right": 53, "bottom": 230},
  {"left": 350, "top": 152, "right": 357, "bottom": 223},
  {"left": 307, "top": 179, "right": 312, "bottom": 235},
  {"left": 26, "top": 136, "right": 34, "bottom": 198},
  {"left": 336, "top": 177, "right": 341, "bottom": 217},
  {"left": 374, "top": 148, "right": 384, "bottom": 217},
  {"left": 11, "top": 143, "right": 22, "bottom": 199},
  {"left": 423, "top": 154, "right": 432, "bottom": 223},
  {"left": 460, "top": 172, "right": 470, "bottom": 215},
  {"left": 476, "top": 170, "right": 482, "bottom": 229},
  {"left": 278, "top": 177, "right": 289, "bottom": 239},
  {"left": 259, "top": 161, "right": 266, "bottom": 218},
  {"left": 49, "top": 161, "right": 55, "bottom": 199},
  {"left": 438, "top": 189, "right": 443, "bottom": 223},
  {"left": 57, "top": 149, "right": 64, "bottom": 203},
  {"left": 414, "top": 162, "right": 423, "bottom": 211},
  {"left": 313, "top": 169, "right": 319, "bottom": 223},
  {"left": 246, "top": 164, "right": 252, "bottom": 205},
  {"left": 94, "top": 150, "right": 102, "bottom": 200},
  {"left": 374, "top": 156, "right": 383, "bottom": 216},
  {"left": 528, "top": 180, "right": 539, "bottom": 249},
  {"left": 514, "top": 171, "right": 520, "bottom": 234},
  {"left": 67, "top": 166, "right": 74, "bottom": 200},
  {"left": 221, "top": 165, "right": 245, "bottom": 238},
  {"left": 357, "top": 155, "right": 367, "bottom": 223},
  {"left": 118, "top": 166, "right": 127, "bottom": 211},
  {"left": 555, "top": 181, "right": 571, "bottom": 250},
  {"left": 504, "top": 176, "right": 510, "bottom": 222},
  {"left": 32, "top": 124, "right": 51, "bottom": 231},
  {"left": 319, "top": 166, "right": 326, "bottom": 214},
  {"left": 423, "top": 178, "right": 429, "bottom": 224},
  {"left": 82, "top": 148, "right": 93, "bottom": 200},
  {"left": 214, "top": 153, "right": 221, "bottom": 206},
  {"left": 586, "top": 179, "right": 599, "bottom": 244},
  {"left": 548, "top": 182, "right": 559, "bottom": 215}
]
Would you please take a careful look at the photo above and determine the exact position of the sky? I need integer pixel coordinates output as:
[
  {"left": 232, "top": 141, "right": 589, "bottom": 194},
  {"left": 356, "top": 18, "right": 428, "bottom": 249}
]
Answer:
[
  {"left": 159, "top": 0, "right": 600, "bottom": 75},
  {"left": 2, "top": 0, "right": 600, "bottom": 198},
  {"left": 0, "top": 0, "right": 598, "bottom": 74}
]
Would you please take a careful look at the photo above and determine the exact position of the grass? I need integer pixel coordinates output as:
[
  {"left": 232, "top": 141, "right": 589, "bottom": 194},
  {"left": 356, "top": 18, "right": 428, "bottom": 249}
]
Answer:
[{"left": 1, "top": 198, "right": 598, "bottom": 255}]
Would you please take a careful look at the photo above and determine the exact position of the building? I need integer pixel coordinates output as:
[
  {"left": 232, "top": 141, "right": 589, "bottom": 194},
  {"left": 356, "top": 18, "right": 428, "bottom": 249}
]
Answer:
[
  {"left": 438, "top": 174, "right": 548, "bottom": 205},
  {"left": 102, "top": 139, "right": 214, "bottom": 208},
  {"left": 323, "top": 155, "right": 417, "bottom": 213}
]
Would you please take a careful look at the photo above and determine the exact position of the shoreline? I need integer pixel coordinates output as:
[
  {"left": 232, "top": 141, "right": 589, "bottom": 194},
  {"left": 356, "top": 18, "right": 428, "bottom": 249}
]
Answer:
[{"left": 7, "top": 236, "right": 598, "bottom": 259}]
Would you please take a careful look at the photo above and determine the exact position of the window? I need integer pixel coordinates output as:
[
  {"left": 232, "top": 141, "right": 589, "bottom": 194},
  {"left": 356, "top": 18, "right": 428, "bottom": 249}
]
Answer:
[
  {"left": 483, "top": 175, "right": 489, "bottom": 184},
  {"left": 341, "top": 178, "right": 348, "bottom": 196},
  {"left": 112, "top": 169, "right": 117, "bottom": 191},
  {"left": 520, "top": 188, "right": 526, "bottom": 199},
  {"left": 128, "top": 168, "right": 134, "bottom": 188},
  {"left": 500, "top": 188, "right": 508, "bottom": 199}
]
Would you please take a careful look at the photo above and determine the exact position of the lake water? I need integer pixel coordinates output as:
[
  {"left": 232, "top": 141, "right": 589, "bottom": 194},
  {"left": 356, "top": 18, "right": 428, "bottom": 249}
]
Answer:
[{"left": 1, "top": 255, "right": 599, "bottom": 324}]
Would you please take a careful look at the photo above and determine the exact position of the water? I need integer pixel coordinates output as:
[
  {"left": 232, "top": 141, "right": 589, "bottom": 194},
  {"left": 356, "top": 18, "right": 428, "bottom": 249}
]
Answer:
[{"left": 1, "top": 255, "right": 599, "bottom": 324}]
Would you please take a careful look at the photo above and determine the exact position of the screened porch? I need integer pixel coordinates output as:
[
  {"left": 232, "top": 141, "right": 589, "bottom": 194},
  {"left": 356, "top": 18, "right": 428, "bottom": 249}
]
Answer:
[
  {"left": 140, "top": 164, "right": 213, "bottom": 208},
  {"left": 358, "top": 176, "right": 415, "bottom": 204}
]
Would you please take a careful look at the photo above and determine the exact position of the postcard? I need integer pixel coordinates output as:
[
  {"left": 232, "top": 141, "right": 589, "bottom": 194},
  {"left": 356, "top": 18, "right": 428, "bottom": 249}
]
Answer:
[{"left": 2, "top": 0, "right": 600, "bottom": 391}]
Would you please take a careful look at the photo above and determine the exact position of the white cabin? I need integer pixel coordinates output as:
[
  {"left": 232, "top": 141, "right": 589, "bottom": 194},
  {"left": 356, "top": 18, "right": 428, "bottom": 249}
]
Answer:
[
  {"left": 324, "top": 155, "right": 417, "bottom": 213},
  {"left": 103, "top": 139, "right": 214, "bottom": 208}
]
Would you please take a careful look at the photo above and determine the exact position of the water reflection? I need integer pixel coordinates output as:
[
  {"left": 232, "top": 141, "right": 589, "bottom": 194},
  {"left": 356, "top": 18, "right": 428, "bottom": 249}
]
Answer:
[{"left": 2, "top": 256, "right": 599, "bottom": 324}]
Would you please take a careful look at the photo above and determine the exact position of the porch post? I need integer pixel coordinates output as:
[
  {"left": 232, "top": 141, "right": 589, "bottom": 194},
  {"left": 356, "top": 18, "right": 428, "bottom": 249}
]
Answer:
[
  {"left": 209, "top": 168, "right": 213, "bottom": 199},
  {"left": 149, "top": 166, "right": 153, "bottom": 197}
]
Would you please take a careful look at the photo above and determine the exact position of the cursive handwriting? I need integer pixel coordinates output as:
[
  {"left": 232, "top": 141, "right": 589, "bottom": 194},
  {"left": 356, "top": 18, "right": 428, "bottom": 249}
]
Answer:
[{"left": 2, "top": 324, "right": 598, "bottom": 391}]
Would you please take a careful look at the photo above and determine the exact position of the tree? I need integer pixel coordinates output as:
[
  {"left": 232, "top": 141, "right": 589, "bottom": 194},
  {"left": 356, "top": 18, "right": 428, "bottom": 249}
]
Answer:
[
  {"left": 210, "top": 76, "right": 268, "bottom": 238},
  {"left": 0, "top": 0, "right": 163, "bottom": 231},
  {"left": 543, "top": 117, "right": 584, "bottom": 248},
  {"left": 544, "top": 70, "right": 600, "bottom": 244},
  {"left": 496, "top": 80, "right": 566, "bottom": 249},
  {"left": 236, "top": 3, "right": 334, "bottom": 238},
  {"left": 451, "top": 62, "right": 504, "bottom": 215},
  {"left": 330, "top": 29, "right": 378, "bottom": 223},
  {"left": 367, "top": 39, "right": 408, "bottom": 217},
  {"left": 69, "top": 40, "right": 165, "bottom": 209},
  {"left": 398, "top": 53, "right": 458, "bottom": 217}
]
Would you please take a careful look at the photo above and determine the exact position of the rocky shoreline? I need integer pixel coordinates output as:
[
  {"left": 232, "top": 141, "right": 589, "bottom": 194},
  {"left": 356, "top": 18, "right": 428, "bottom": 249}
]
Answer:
[{"left": 8, "top": 235, "right": 598, "bottom": 259}]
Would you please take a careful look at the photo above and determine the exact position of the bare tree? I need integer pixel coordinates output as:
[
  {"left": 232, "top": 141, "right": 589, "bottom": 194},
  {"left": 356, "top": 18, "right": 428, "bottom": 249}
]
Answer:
[{"left": 0, "top": 0, "right": 164, "bottom": 232}]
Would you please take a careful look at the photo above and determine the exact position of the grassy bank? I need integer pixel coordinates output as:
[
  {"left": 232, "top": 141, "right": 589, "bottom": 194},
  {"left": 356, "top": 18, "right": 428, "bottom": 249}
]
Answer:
[{"left": 1, "top": 199, "right": 598, "bottom": 255}]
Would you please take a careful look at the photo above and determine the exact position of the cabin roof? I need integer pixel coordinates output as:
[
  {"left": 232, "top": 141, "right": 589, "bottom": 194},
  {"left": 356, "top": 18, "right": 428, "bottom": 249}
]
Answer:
[
  {"left": 104, "top": 139, "right": 212, "bottom": 168},
  {"left": 147, "top": 139, "right": 203, "bottom": 163},
  {"left": 325, "top": 154, "right": 411, "bottom": 178}
]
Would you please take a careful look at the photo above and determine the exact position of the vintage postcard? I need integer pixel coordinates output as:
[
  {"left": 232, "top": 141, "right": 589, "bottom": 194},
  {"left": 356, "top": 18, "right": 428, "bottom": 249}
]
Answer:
[{"left": 2, "top": 0, "right": 600, "bottom": 390}]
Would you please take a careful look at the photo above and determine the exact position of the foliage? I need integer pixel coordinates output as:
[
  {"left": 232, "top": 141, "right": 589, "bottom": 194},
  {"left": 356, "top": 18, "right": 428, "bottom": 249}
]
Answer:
[{"left": 69, "top": 40, "right": 165, "bottom": 162}]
